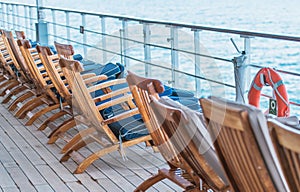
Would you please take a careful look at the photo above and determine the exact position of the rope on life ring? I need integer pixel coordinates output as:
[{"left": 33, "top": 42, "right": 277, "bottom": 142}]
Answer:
[{"left": 248, "top": 67, "right": 290, "bottom": 117}]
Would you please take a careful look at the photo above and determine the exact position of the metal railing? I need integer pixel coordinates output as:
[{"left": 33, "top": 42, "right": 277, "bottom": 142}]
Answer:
[{"left": 1, "top": 1, "right": 300, "bottom": 114}]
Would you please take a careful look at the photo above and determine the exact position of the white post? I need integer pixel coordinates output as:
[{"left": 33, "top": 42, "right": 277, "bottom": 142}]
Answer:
[{"left": 35, "top": 0, "right": 48, "bottom": 45}]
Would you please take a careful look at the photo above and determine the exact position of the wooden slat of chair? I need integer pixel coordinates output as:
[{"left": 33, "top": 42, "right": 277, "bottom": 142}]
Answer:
[
  {"left": 0, "top": 30, "right": 23, "bottom": 95},
  {"left": 200, "top": 97, "right": 278, "bottom": 191},
  {"left": 0, "top": 34, "right": 17, "bottom": 82},
  {"left": 268, "top": 119, "right": 300, "bottom": 191},
  {"left": 58, "top": 57, "right": 151, "bottom": 174},
  {"left": 0, "top": 30, "right": 38, "bottom": 107},
  {"left": 12, "top": 39, "right": 66, "bottom": 126},
  {"left": 36, "top": 45, "right": 107, "bottom": 144},
  {"left": 38, "top": 42, "right": 108, "bottom": 144},
  {"left": 126, "top": 71, "right": 229, "bottom": 191},
  {"left": 7, "top": 38, "right": 50, "bottom": 112},
  {"left": 0, "top": 30, "right": 33, "bottom": 99}
]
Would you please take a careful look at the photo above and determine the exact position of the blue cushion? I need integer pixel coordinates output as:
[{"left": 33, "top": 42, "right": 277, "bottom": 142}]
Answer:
[
  {"left": 116, "top": 63, "right": 125, "bottom": 78},
  {"left": 73, "top": 54, "right": 83, "bottom": 61},
  {"left": 169, "top": 96, "right": 201, "bottom": 111},
  {"left": 99, "top": 104, "right": 147, "bottom": 140},
  {"left": 171, "top": 87, "right": 194, "bottom": 97},
  {"left": 159, "top": 85, "right": 173, "bottom": 97},
  {"left": 108, "top": 115, "right": 148, "bottom": 141},
  {"left": 81, "top": 62, "right": 121, "bottom": 78}
]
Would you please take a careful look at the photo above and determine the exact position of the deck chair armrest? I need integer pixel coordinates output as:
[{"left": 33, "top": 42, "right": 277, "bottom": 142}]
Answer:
[
  {"left": 83, "top": 74, "right": 108, "bottom": 84},
  {"left": 93, "top": 87, "right": 130, "bottom": 103},
  {"left": 97, "top": 94, "right": 133, "bottom": 110},
  {"left": 81, "top": 73, "right": 97, "bottom": 80},
  {"left": 88, "top": 78, "right": 127, "bottom": 93},
  {"left": 102, "top": 108, "right": 139, "bottom": 125}
]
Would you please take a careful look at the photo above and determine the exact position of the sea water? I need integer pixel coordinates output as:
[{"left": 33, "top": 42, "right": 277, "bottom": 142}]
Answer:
[{"left": 11, "top": 0, "right": 300, "bottom": 115}]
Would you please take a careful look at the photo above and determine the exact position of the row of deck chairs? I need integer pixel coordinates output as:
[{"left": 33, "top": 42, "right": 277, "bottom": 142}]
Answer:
[{"left": 0, "top": 29, "right": 299, "bottom": 191}]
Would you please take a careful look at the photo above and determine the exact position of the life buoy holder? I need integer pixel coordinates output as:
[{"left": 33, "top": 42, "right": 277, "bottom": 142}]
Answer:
[{"left": 248, "top": 67, "right": 290, "bottom": 117}]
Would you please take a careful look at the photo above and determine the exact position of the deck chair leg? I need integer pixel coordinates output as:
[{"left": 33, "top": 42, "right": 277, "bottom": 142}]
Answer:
[
  {"left": 0, "top": 80, "right": 19, "bottom": 96},
  {"left": 134, "top": 170, "right": 166, "bottom": 192},
  {"left": 38, "top": 110, "right": 69, "bottom": 131},
  {"left": 14, "top": 96, "right": 46, "bottom": 118},
  {"left": 7, "top": 91, "right": 35, "bottom": 111},
  {"left": 74, "top": 143, "right": 122, "bottom": 174},
  {"left": 0, "top": 76, "right": 6, "bottom": 82},
  {"left": 134, "top": 168, "right": 194, "bottom": 192},
  {"left": 61, "top": 137, "right": 96, "bottom": 163},
  {"left": 47, "top": 118, "right": 76, "bottom": 144},
  {"left": 1, "top": 84, "right": 28, "bottom": 103},
  {"left": 0, "top": 79, "right": 15, "bottom": 89},
  {"left": 73, "top": 135, "right": 152, "bottom": 174},
  {"left": 25, "top": 103, "right": 68, "bottom": 126},
  {"left": 60, "top": 127, "right": 96, "bottom": 154}
]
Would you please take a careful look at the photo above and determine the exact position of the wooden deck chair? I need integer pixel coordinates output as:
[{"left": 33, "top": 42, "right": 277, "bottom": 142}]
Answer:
[
  {"left": 0, "top": 34, "right": 17, "bottom": 83},
  {"left": 0, "top": 30, "right": 34, "bottom": 100},
  {"left": 0, "top": 30, "right": 41, "bottom": 107},
  {"left": 36, "top": 45, "right": 107, "bottom": 144},
  {"left": 200, "top": 97, "right": 289, "bottom": 191},
  {"left": 0, "top": 30, "right": 26, "bottom": 96},
  {"left": 58, "top": 57, "right": 151, "bottom": 174},
  {"left": 268, "top": 118, "right": 300, "bottom": 191},
  {"left": 41, "top": 42, "right": 106, "bottom": 143},
  {"left": 1, "top": 30, "right": 51, "bottom": 105},
  {"left": 126, "top": 71, "right": 229, "bottom": 191},
  {"left": 13, "top": 39, "right": 68, "bottom": 126},
  {"left": 53, "top": 41, "right": 117, "bottom": 150}
]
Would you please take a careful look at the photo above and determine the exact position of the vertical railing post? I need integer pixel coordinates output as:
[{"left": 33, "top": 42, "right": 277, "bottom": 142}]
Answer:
[
  {"left": 1, "top": 3, "right": 5, "bottom": 28},
  {"left": 193, "top": 29, "right": 201, "bottom": 97},
  {"left": 12, "top": 5, "right": 16, "bottom": 30},
  {"left": 243, "top": 36, "right": 251, "bottom": 95},
  {"left": 121, "top": 19, "right": 129, "bottom": 67},
  {"left": 29, "top": 7, "right": 34, "bottom": 38},
  {"left": 35, "top": 0, "right": 48, "bottom": 45},
  {"left": 233, "top": 36, "right": 252, "bottom": 103},
  {"left": 100, "top": 16, "right": 107, "bottom": 63},
  {"left": 6, "top": 4, "right": 10, "bottom": 29},
  {"left": 65, "top": 11, "right": 70, "bottom": 44},
  {"left": 81, "top": 13, "right": 87, "bottom": 58},
  {"left": 51, "top": 10, "right": 56, "bottom": 41},
  {"left": 25, "top": 6, "right": 30, "bottom": 35},
  {"left": 170, "top": 26, "right": 179, "bottom": 87},
  {"left": 16, "top": 5, "right": 20, "bottom": 30},
  {"left": 143, "top": 23, "right": 151, "bottom": 77}
]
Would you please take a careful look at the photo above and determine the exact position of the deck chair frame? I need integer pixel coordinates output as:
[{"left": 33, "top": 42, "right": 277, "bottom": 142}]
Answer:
[
  {"left": 58, "top": 58, "right": 151, "bottom": 174},
  {"left": 126, "top": 71, "right": 229, "bottom": 191}
]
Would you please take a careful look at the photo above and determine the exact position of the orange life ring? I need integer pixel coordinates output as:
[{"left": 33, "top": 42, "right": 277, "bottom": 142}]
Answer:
[{"left": 248, "top": 67, "right": 290, "bottom": 117}]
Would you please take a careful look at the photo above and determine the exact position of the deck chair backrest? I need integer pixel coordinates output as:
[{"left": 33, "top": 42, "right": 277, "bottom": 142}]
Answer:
[
  {"left": 54, "top": 41, "right": 74, "bottom": 59},
  {"left": 36, "top": 45, "right": 71, "bottom": 103},
  {"left": 17, "top": 39, "right": 58, "bottom": 103},
  {"left": 17, "top": 39, "right": 46, "bottom": 88},
  {"left": 126, "top": 71, "right": 179, "bottom": 160},
  {"left": 268, "top": 119, "right": 300, "bottom": 191},
  {"left": 126, "top": 71, "right": 229, "bottom": 191},
  {"left": 14, "top": 37, "right": 42, "bottom": 90},
  {"left": 0, "top": 30, "right": 18, "bottom": 79},
  {"left": 2, "top": 30, "right": 30, "bottom": 82},
  {"left": 59, "top": 57, "right": 123, "bottom": 143},
  {"left": 15, "top": 31, "right": 26, "bottom": 40},
  {"left": 0, "top": 43, "right": 16, "bottom": 79},
  {"left": 200, "top": 97, "right": 289, "bottom": 191}
]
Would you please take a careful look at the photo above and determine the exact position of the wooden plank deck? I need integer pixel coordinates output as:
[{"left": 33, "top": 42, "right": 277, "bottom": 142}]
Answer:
[{"left": 0, "top": 99, "right": 182, "bottom": 192}]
